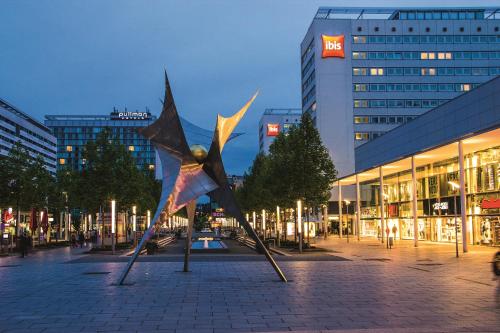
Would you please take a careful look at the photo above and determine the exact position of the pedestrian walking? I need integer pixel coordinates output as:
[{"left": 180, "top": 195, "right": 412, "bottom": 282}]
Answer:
[{"left": 71, "top": 234, "right": 77, "bottom": 248}]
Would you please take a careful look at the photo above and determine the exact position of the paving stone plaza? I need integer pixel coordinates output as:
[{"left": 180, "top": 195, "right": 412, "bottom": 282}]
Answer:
[{"left": 0, "top": 239, "right": 498, "bottom": 333}]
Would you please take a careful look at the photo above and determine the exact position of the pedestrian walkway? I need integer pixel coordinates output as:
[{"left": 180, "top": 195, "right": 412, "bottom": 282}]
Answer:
[{"left": 0, "top": 241, "right": 498, "bottom": 332}]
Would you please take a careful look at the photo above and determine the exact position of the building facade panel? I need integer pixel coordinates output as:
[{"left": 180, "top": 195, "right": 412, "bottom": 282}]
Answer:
[
  {"left": 258, "top": 109, "right": 301, "bottom": 154},
  {"left": 0, "top": 98, "right": 57, "bottom": 174}
]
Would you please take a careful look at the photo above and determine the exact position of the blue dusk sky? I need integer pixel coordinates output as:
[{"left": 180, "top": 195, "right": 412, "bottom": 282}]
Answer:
[{"left": 0, "top": 0, "right": 494, "bottom": 174}]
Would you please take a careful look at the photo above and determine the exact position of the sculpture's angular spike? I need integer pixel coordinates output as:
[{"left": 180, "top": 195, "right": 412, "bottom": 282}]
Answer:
[
  {"left": 139, "top": 71, "right": 194, "bottom": 162},
  {"left": 216, "top": 91, "right": 258, "bottom": 153}
]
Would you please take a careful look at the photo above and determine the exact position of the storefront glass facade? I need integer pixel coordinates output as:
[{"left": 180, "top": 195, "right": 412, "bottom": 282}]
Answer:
[{"left": 356, "top": 144, "right": 499, "bottom": 246}]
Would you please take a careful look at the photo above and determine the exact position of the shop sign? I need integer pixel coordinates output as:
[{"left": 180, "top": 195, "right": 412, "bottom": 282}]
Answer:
[
  {"left": 267, "top": 124, "right": 280, "bottom": 136},
  {"left": 110, "top": 111, "right": 151, "bottom": 120},
  {"left": 481, "top": 198, "right": 500, "bottom": 209},
  {"left": 212, "top": 208, "right": 224, "bottom": 218},
  {"left": 321, "top": 35, "right": 345, "bottom": 58}
]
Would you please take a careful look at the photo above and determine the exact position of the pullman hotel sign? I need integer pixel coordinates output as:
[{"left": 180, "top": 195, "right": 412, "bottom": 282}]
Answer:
[{"left": 110, "top": 111, "right": 151, "bottom": 120}]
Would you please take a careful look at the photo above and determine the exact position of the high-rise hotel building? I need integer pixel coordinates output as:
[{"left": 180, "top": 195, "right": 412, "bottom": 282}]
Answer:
[
  {"left": 44, "top": 110, "right": 158, "bottom": 173},
  {"left": 301, "top": 7, "right": 500, "bottom": 183}
]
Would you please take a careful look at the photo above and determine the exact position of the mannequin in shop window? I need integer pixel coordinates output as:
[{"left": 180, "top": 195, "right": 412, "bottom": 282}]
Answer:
[{"left": 482, "top": 219, "right": 492, "bottom": 245}]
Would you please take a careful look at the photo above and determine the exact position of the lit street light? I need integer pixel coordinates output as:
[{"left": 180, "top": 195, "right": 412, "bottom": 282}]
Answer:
[
  {"left": 111, "top": 200, "right": 116, "bottom": 254},
  {"left": 297, "top": 200, "right": 302, "bottom": 253},
  {"left": 344, "top": 200, "right": 350, "bottom": 243},
  {"left": 262, "top": 209, "right": 266, "bottom": 239},
  {"left": 276, "top": 206, "right": 280, "bottom": 247},
  {"left": 132, "top": 205, "right": 137, "bottom": 246},
  {"left": 252, "top": 211, "right": 256, "bottom": 230},
  {"left": 448, "top": 181, "right": 460, "bottom": 258}
]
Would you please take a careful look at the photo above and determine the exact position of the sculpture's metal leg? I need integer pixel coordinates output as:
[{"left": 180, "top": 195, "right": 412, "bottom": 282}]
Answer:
[
  {"left": 117, "top": 215, "right": 158, "bottom": 285},
  {"left": 237, "top": 215, "right": 287, "bottom": 282},
  {"left": 183, "top": 201, "right": 196, "bottom": 272}
]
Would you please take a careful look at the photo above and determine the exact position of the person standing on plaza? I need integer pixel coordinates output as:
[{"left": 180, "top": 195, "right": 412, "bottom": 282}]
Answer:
[{"left": 19, "top": 231, "right": 27, "bottom": 258}]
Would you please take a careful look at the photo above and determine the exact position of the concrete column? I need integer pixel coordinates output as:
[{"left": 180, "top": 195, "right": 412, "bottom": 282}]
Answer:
[
  {"left": 411, "top": 156, "right": 418, "bottom": 247},
  {"left": 379, "top": 167, "right": 385, "bottom": 244},
  {"left": 338, "top": 181, "right": 343, "bottom": 238},
  {"left": 356, "top": 174, "right": 361, "bottom": 241},
  {"left": 458, "top": 140, "right": 468, "bottom": 253}
]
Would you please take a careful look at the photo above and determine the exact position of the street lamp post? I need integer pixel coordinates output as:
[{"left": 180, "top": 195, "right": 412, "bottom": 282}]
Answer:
[
  {"left": 276, "top": 206, "right": 280, "bottom": 247},
  {"left": 344, "top": 200, "right": 351, "bottom": 243},
  {"left": 111, "top": 200, "right": 116, "bottom": 255},
  {"left": 132, "top": 205, "right": 137, "bottom": 247},
  {"left": 448, "top": 181, "right": 460, "bottom": 258},
  {"left": 297, "top": 200, "right": 302, "bottom": 253},
  {"left": 262, "top": 209, "right": 266, "bottom": 240}
]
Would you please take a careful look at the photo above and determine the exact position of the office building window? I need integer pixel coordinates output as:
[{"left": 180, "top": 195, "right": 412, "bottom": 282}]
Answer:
[
  {"left": 354, "top": 117, "right": 369, "bottom": 124},
  {"left": 353, "top": 68, "right": 367, "bottom": 76},
  {"left": 59, "top": 158, "right": 65, "bottom": 165},
  {"left": 421, "top": 68, "right": 436, "bottom": 76},
  {"left": 370, "top": 100, "right": 386, "bottom": 108},
  {"left": 354, "top": 100, "right": 369, "bottom": 108},
  {"left": 355, "top": 132, "right": 369, "bottom": 141},
  {"left": 128, "top": 145, "right": 135, "bottom": 151},
  {"left": 353, "top": 84, "right": 368, "bottom": 92},
  {"left": 66, "top": 146, "right": 72, "bottom": 152},
  {"left": 352, "top": 52, "right": 366, "bottom": 59},
  {"left": 370, "top": 68, "right": 384, "bottom": 76},
  {"left": 421, "top": 52, "right": 435, "bottom": 60},
  {"left": 352, "top": 36, "right": 367, "bottom": 44}
]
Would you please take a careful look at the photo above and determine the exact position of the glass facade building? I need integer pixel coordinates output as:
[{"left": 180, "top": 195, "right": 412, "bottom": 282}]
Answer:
[
  {"left": 301, "top": 7, "right": 500, "bottom": 187},
  {"left": 335, "top": 75, "right": 500, "bottom": 248},
  {"left": 44, "top": 111, "right": 157, "bottom": 172}
]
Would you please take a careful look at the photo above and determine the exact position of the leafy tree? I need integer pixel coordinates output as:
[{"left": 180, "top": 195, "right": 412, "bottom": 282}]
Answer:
[
  {"left": 237, "top": 112, "right": 337, "bottom": 219},
  {"left": 236, "top": 153, "right": 273, "bottom": 212},
  {"left": 0, "top": 142, "right": 55, "bottom": 234}
]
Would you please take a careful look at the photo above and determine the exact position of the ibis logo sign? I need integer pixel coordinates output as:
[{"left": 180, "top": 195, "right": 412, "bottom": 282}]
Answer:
[
  {"left": 321, "top": 35, "right": 345, "bottom": 58},
  {"left": 267, "top": 124, "right": 280, "bottom": 136}
]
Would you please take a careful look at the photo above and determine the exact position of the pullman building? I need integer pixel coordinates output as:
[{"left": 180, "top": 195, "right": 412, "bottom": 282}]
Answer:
[
  {"left": 44, "top": 109, "right": 158, "bottom": 173},
  {"left": 301, "top": 7, "right": 500, "bottom": 185}
]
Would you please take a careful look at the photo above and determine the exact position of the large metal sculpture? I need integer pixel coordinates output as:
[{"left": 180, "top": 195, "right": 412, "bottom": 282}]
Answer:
[{"left": 117, "top": 72, "right": 287, "bottom": 284}]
